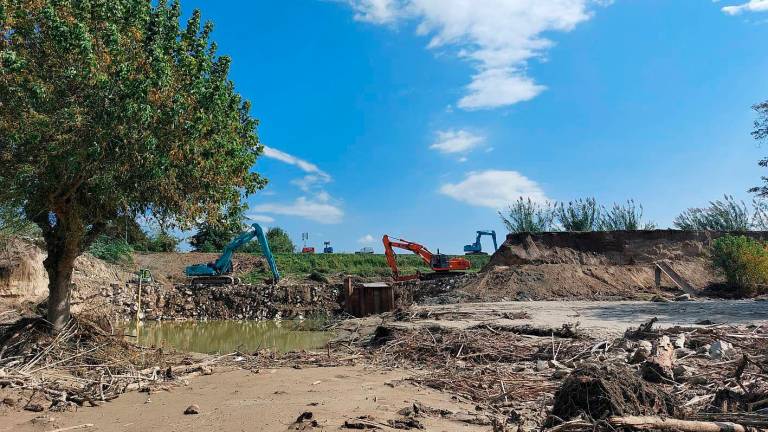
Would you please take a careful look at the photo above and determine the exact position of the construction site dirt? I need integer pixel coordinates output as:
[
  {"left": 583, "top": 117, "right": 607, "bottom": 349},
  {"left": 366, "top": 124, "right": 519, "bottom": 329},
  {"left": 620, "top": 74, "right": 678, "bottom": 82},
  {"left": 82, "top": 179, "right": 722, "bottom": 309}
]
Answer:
[{"left": 2, "top": 231, "right": 768, "bottom": 431}]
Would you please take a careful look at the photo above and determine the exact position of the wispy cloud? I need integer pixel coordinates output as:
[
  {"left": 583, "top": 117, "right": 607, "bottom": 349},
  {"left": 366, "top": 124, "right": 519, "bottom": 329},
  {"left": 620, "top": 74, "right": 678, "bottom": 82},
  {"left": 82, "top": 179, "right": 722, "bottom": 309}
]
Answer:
[
  {"left": 439, "top": 169, "right": 548, "bottom": 208},
  {"left": 348, "top": 0, "right": 403, "bottom": 23},
  {"left": 720, "top": 0, "right": 768, "bottom": 15},
  {"left": 357, "top": 234, "right": 375, "bottom": 244},
  {"left": 258, "top": 146, "right": 343, "bottom": 222},
  {"left": 263, "top": 146, "right": 331, "bottom": 191},
  {"left": 263, "top": 146, "right": 330, "bottom": 180},
  {"left": 344, "top": 0, "right": 605, "bottom": 110},
  {"left": 430, "top": 129, "right": 485, "bottom": 155},
  {"left": 245, "top": 214, "right": 275, "bottom": 224},
  {"left": 251, "top": 197, "right": 344, "bottom": 224}
]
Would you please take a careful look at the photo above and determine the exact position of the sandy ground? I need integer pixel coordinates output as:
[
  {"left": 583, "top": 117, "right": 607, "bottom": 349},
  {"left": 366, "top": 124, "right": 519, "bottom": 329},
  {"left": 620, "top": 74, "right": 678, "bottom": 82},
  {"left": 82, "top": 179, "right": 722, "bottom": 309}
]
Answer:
[
  {"left": 406, "top": 300, "right": 768, "bottom": 339},
  {"left": 1, "top": 365, "right": 488, "bottom": 432}
]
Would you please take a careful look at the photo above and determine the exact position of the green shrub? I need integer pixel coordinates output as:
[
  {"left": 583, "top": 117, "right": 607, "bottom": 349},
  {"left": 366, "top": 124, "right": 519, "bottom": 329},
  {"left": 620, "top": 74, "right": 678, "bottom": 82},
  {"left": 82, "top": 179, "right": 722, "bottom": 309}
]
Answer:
[
  {"left": 711, "top": 235, "right": 768, "bottom": 296},
  {"left": 555, "top": 198, "right": 600, "bottom": 231},
  {"left": 146, "top": 232, "right": 179, "bottom": 252},
  {"left": 499, "top": 198, "right": 555, "bottom": 233},
  {"left": 675, "top": 195, "right": 751, "bottom": 231},
  {"left": 600, "top": 200, "right": 656, "bottom": 231},
  {"left": 89, "top": 236, "right": 134, "bottom": 264}
]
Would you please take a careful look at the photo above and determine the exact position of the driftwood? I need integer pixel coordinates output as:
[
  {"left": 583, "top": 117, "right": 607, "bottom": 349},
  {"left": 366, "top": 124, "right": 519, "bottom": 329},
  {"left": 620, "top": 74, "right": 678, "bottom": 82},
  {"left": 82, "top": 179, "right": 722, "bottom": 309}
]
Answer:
[
  {"left": 640, "top": 335, "right": 676, "bottom": 383},
  {"left": 608, "top": 415, "right": 749, "bottom": 432}
]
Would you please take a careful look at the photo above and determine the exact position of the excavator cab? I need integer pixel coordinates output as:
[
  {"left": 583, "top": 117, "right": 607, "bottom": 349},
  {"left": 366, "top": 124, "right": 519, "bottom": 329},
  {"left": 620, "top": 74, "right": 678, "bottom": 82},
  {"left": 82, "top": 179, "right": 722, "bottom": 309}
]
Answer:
[{"left": 429, "top": 250, "right": 451, "bottom": 271}]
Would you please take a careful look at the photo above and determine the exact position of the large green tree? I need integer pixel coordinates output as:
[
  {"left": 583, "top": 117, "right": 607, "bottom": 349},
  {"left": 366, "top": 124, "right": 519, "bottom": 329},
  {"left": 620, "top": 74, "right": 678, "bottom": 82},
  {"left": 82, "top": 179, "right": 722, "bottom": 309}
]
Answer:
[
  {"left": 189, "top": 205, "right": 245, "bottom": 252},
  {"left": 0, "top": 0, "right": 266, "bottom": 331}
]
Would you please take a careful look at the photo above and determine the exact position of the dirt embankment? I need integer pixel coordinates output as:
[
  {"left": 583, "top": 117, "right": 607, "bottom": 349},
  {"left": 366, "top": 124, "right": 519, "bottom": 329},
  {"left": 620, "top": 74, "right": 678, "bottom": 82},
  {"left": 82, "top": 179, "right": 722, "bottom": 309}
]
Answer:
[
  {"left": 131, "top": 252, "right": 269, "bottom": 285},
  {"left": 0, "top": 239, "right": 339, "bottom": 320},
  {"left": 0, "top": 238, "right": 133, "bottom": 312},
  {"left": 450, "top": 230, "right": 755, "bottom": 302}
]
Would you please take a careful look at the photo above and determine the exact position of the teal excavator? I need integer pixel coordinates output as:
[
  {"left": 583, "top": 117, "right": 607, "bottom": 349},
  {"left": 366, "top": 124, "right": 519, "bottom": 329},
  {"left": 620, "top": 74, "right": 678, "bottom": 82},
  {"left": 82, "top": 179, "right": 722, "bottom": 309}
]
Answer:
[{"left": 185, "top": 223, "right": 280, "bottom": 285}]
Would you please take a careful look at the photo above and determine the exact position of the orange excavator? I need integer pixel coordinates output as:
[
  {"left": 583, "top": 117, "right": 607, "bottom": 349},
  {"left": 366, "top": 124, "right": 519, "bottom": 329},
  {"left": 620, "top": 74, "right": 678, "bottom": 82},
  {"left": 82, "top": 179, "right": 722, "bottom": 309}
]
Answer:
[{"left": 382, "top": 235, "right": 471, "bottom": 281}]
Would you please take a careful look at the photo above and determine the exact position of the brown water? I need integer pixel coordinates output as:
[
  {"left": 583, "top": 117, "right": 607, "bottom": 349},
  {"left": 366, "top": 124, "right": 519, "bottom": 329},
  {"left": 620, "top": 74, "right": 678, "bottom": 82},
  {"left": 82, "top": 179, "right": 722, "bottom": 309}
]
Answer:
[{"left": 124, "top": 320, "right": 333, "bottom": 354}]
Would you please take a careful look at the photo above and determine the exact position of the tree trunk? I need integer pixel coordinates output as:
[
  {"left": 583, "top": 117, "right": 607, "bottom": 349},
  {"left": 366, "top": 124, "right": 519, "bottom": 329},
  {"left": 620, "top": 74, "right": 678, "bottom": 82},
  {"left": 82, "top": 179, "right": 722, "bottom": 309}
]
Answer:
[
  {"left": 43, "top": 239, "right": 79, "bottom": 333},
  {"left": 32, "top": 205, "right": 102, "bottom": 334}
]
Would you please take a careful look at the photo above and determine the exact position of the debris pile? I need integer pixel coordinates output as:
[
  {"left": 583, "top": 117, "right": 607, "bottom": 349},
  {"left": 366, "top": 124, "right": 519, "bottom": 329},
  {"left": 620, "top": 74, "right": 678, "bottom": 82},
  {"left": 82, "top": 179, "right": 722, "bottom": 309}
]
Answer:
[
  {"left": 0, "top": 316, "right": 186, "bottom": 411},
  {"left": 323, "top": 315, "right": 768, "bottom": 430}
]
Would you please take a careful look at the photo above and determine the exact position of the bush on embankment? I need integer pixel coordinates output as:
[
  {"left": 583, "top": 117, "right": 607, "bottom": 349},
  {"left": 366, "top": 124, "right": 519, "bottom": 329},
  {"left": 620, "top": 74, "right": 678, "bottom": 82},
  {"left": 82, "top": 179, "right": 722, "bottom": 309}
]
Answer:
[{"left": 711, "top": 234, "right": 768, "bottom": 296}]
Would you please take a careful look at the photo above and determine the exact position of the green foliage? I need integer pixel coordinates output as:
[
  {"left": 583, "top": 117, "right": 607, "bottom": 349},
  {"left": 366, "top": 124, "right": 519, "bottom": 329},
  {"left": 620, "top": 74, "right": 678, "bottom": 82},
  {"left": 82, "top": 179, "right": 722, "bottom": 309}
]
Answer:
[
  {"left": 241, "top": 227, "right": 295, "bottom": 254},
  {"left": 674, "top": 195, "right": 751, "bottom": 231},
  {"left": 0, "top": 0, "right": 266, "bottom": 328},
  {"left": 189, "top": 206, "right": 247, "bottom": 252},
  {"left": 243, "top": 253, "right": 490, "bottom": 281},
  {"left": 102, "top": 217, "right": 151, "bottom": 250},
  {"left": 600, "top": 200, "right": 656, "bottom": 231},
  {"left": 0, "top": 203, "right": 40, "bottom": 238},
  {"left": 500, "top": 197, "right": 656, "bottom": 233},
  {"left": 711, "top": 235, "right": 768, "bottom": 296},
  {"left": 146, "top": 231, "right": 179, "bottom": 252},
  {"left": 88, "top": 236, "right": 134, "bottom": 264},
  {"left": 555, "top": 198, "right": 600, "bottom": 232},
  {"left": 499, "top": 198, "right": 555, "bottom": 233},
  {"left": 750, "top": 101, "right": 768, "bottom": 196}
]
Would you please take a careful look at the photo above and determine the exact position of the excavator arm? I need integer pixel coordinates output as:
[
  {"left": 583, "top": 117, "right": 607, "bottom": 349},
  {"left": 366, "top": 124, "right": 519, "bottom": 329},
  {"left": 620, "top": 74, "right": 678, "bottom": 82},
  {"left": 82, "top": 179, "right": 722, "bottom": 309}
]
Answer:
[
  {"left": 185, "top": 223, "right": 280, "bottom": 284},
  {"left": 383, "top": 235, "right": 430, "bottom": 281}
]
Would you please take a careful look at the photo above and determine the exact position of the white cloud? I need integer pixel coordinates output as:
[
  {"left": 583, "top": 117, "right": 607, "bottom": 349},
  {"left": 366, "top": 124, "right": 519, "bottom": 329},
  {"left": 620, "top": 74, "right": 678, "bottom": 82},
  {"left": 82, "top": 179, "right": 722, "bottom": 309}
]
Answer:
[
  {"left": 721, "top": 0, "right": 768, "bottom": 15},
  {"left": 246, "top": 214, "right": 275, "bottom": 224},
  {"left": 430, "top": 129, "right": 485, "bottom": 154},
  {"left": 261, "top": 145, "right": 342, "bottom": 219},
  {"left": 344, "top": 0, "right": 603, "bottom": 110},
  {"left": 348, "top": 0, "right": 402, "bottom": 23},
  {"left": 251, "top": 197, "right": 344, "bottom": 224},
  {"left": 263, "top": 146, "right": 332, "bottom": 191},
  {"left": 439, "top": 169, "right": 548, "bottom": 208},
  {"left": 358, "top": 234, "right": 375, "bottom": 244},
  {"left": 291, "top": 174, "right": 330, "bottom": 192}
]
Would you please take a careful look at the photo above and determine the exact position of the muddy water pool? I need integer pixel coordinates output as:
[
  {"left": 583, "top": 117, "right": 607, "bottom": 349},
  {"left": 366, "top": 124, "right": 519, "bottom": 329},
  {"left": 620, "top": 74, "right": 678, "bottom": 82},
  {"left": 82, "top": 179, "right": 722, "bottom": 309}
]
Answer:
[{"left": 124, "top": 320, "right": 333, "bottom": 354}]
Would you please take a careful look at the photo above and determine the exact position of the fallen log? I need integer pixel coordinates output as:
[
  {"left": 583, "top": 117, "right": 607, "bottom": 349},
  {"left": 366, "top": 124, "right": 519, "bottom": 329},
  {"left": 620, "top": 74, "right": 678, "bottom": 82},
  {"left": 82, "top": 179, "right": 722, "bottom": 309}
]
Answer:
[{"left": 608, "top": 415, "right": 749, "bottom": 432}]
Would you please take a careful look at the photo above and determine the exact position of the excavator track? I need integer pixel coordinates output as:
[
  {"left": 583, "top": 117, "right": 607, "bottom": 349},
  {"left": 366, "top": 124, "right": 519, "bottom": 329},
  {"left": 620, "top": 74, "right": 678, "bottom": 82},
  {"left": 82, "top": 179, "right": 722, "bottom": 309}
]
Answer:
[{"left": 190, "top": 276, "right": 241, "bottom": 287}]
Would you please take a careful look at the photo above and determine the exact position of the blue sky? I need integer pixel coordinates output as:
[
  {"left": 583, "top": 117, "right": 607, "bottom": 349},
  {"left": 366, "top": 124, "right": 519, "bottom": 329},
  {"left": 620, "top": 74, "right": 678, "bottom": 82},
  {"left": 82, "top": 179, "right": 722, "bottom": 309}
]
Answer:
[{"left": 178, "top": 0, "right": 768, "bottom": 253}]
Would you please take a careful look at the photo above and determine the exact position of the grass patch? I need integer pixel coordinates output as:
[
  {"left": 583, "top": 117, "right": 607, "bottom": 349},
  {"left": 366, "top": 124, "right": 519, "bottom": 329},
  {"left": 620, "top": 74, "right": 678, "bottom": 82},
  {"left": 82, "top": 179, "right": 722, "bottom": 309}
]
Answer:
[
  {"left": 243, "top": 253, "right": 490, "bottom": 281},
  {"left": 89, "top": 236, "right": 134, "bottom": 264}
]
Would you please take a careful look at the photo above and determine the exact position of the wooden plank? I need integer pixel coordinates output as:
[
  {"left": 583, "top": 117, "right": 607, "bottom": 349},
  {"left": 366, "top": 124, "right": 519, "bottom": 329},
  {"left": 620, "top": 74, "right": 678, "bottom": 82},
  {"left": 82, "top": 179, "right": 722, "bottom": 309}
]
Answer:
[{"left": 655, "top": 261, "right": 697, "bottom": 295}]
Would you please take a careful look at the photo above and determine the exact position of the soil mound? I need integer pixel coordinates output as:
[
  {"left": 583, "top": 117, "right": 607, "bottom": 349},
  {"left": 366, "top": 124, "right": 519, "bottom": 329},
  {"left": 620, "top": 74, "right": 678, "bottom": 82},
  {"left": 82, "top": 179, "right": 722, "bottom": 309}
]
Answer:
[
  {"left": 0, "top": 238, "right": 131, "bottom": 310},
  {"left": 456, "top": 230, "right": 738, "bottom": 301},
  {"left": 0, "top": 237, "right": 48, "bottom": 299}
]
